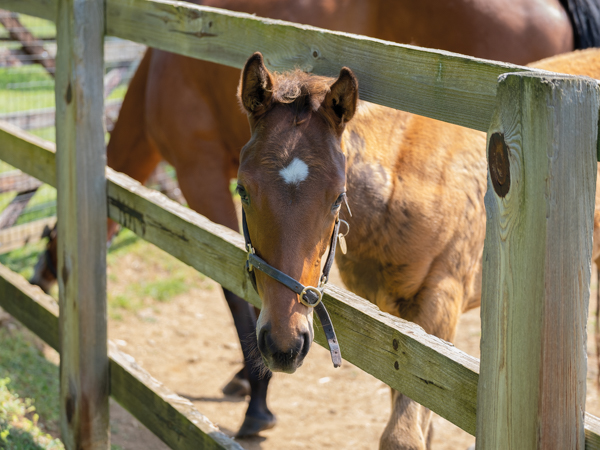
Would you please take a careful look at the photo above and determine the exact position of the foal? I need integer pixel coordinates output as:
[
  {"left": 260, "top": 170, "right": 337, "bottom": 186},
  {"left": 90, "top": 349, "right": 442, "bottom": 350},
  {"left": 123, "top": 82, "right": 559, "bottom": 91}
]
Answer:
[{"left": 237, "top": 52, "right": 486, "bottom": 448}]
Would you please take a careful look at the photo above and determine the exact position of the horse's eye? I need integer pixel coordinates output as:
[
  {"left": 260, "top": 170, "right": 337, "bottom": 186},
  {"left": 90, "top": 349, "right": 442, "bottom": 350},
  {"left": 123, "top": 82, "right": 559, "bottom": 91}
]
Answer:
[
  {"left": 236, "top": 185, "right": 250, "bottom": 205},
  {"left": 332, "top": 193, "right": 345, "bottom": 210}
]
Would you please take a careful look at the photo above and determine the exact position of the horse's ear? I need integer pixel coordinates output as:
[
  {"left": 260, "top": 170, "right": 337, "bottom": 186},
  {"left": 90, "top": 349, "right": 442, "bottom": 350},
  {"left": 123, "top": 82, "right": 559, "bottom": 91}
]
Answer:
[
  {"left": 322, "top": 67, "right": 358, "bottom": 127},
  {"left": 238, "top": 52, "right": 274, "bottom": 114}
]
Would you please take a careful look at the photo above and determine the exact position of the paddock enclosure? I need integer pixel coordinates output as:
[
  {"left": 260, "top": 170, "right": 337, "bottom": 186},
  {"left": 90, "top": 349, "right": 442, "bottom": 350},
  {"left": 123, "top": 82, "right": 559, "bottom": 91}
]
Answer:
[
  {"left": 0, "top": 0, "right": 599, "bottom": 448},
  {"left": 0, "top": 16, "right": 184, "bottom": 256}
]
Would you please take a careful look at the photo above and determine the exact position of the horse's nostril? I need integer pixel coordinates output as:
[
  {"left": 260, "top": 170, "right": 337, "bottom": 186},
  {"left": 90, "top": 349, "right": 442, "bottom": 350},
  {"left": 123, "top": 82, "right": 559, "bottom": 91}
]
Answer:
[
  {"left": 258, "top": 326, "right": 270, "bottom": 357},
  {"left": 300, "top": 332, "right": 310, "bottom": 358}
]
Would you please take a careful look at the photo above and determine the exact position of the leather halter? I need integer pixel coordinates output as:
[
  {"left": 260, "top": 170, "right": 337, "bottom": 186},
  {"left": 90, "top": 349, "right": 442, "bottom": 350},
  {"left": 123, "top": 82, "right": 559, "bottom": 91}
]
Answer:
[{"left": 242, "top": 205, "right": 343, "bottom": 368}]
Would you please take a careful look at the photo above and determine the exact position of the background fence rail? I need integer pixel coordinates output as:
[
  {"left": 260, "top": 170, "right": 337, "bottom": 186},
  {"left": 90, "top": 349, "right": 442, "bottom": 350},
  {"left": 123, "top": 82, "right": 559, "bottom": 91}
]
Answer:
[{"left": 0, "top": 262, "right": 243, "bottom": 450}]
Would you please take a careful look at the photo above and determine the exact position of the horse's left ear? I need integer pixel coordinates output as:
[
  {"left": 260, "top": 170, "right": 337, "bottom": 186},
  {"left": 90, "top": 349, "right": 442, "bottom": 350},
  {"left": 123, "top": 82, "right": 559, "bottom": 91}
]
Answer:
[
  {"left": 322, "top": 67, "right": 358, "bottom": 127},
  {"left": 238, "top": 52, "right": 274, "bottom": 115}
]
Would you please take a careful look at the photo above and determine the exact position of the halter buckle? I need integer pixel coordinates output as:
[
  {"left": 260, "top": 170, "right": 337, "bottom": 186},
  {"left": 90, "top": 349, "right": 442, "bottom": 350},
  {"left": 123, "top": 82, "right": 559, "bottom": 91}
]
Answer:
[{"left": 299, "top": 286, "right": 323, "bottom": 308}]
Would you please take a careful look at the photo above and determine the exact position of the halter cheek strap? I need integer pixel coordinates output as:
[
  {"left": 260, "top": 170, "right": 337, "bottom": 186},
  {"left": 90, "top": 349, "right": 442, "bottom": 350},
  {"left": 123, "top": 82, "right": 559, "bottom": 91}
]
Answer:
[{"left": 242, "top": 208, "right": 342, "bottom": 368}]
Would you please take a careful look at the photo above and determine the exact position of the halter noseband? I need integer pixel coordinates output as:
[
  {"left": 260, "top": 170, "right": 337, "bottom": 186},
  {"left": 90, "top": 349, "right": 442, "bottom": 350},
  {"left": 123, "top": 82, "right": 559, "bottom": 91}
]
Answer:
[{"left": 242, "top": 204, "right": 343, "bottom": 368}]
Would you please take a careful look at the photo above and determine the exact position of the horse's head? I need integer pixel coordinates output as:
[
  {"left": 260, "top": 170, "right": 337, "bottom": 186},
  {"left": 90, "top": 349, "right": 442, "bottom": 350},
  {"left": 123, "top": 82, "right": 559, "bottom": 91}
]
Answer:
[{"left": 237, "top": 53, "right": 358, "bottom": 373}]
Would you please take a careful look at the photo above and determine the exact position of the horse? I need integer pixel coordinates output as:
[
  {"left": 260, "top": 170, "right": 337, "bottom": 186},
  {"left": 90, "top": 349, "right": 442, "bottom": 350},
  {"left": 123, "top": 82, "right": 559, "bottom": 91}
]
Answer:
[
  {"left": 235, "top": 48, "right": 600, "bottom": 449},
  {"left": 29, "top": 0, "right": 600, "bottom": 439}
]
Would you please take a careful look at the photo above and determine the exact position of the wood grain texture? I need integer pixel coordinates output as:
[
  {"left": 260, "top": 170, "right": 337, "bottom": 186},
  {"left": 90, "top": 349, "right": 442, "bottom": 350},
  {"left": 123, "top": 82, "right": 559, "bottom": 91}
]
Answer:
[
  {"left": 2, "top": 0, "right": 590, "bottom": 134},
  {"left": 3, "top": 117, "right": 600, "bottom": 444},
  {"left": 109, "top": 343, "right": 244, "bottom": 450},
  {"left": 0, "top": 263, "right": 243, "bottom": 450},
  {"left": 105, "top": 0, "right": 533, "bottom": 132},
  {"left": 587, "top": 413, "right": 600, "bottom": 450},
  {"left": 0, "top": 121, "right": 56, "bottom": 187},
  {"left": 0, "top": 0, "right": 56, "bottom": 21},
  {"left": 0, "top": 262, "right": 59, "bottom": 350},
  {"left": 477, "top": 73, "right": 599, "bottom": 450},
  {"left": 55, "top": 0, "right": 109, "bottom": 447}
]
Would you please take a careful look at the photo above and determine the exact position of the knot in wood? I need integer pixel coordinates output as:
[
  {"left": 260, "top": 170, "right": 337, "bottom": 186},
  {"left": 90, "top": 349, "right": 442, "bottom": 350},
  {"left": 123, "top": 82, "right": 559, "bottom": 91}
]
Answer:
[{"left": 488, "top": 132, "right": 510, "bottom": 197}]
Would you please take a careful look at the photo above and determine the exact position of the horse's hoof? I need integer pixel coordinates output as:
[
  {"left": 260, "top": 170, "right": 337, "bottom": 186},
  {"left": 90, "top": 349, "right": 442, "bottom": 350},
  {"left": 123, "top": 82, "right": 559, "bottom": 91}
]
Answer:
[
  {"left": 235, "top": 414, "right": 277, "bottom": 438},
  {"left": 222, "top": 375, "right": 251, "bottom": 397}
]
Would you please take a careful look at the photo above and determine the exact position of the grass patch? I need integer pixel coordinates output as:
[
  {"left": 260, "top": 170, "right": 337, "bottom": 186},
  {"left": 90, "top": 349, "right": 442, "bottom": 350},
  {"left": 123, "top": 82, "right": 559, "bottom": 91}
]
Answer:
[
  {"left": 0, "top": 323, "right": 61, "bottom": 447},
  {"left": 0, "top": 377, "right": 63, "bottom": 450},
  {"left": 0, "top": 239, "right": 47, "bottom": 283},
  {"left": 0, "top": 325, "right": 125, "bottom": 450}
]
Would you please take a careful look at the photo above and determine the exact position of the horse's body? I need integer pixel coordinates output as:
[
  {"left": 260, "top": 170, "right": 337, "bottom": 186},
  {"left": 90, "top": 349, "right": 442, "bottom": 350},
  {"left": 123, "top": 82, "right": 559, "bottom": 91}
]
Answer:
[
  {"left": 236, "top": 48, "right": 600, "bottom": 449},
  {"left": 30, "top": 0, "right": 600, "bottom": 440}
]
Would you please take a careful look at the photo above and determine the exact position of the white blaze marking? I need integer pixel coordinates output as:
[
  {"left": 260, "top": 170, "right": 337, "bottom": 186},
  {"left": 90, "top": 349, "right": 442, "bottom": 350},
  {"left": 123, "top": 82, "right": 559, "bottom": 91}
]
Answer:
[{"left": 279, "top": 157, "right": 309, "bottom": 185}]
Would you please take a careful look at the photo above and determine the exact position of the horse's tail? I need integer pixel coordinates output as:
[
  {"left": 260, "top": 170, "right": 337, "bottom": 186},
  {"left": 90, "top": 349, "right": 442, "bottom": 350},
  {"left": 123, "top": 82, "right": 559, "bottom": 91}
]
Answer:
[{"left": 559, "top": 0, "right": 600, "bottom": 48}]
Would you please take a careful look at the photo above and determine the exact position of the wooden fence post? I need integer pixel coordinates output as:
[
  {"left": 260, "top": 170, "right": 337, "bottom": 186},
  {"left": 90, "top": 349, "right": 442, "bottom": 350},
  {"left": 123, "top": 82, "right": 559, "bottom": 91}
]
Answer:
[
  {"left": 476, "top": 73, "right": 599, "bottom": 449},
  {"left": 55, "top": 0, "right": 109, "bottom": 448}
]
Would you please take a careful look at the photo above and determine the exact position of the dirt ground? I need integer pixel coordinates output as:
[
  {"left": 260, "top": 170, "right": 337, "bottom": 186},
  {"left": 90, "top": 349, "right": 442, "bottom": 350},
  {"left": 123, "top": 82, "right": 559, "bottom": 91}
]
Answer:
[{"left": 99, "top": 260, "right": 600, "bottom": 450}]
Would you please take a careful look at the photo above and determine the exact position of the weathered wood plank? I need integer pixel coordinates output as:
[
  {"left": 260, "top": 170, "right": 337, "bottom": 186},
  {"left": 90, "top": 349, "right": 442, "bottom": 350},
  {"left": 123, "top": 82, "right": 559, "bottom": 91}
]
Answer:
[
  {"left": 55, "top": 0, "right": 109, "bottom": 447},
  {"left": 477, "top": 73, "right": 599, "bottom": 449},
  {"left": 0, "top": 0, "right": 56, "bottom": 21},
  {"left": 0, "top": 262, "right": 59, "bottom": 350},
  {"left": 0, "top": 120, "right": 56, "bottom": 187},
  {"left": 0, "top": 0, "right": 577, "bottom": 133},
  {"left": 109, "top": 343, "right": 244, "bottom": 450},
  {"left": 0, "top": 263, "right": 244, "bottom": 450},
  {"left": 3, "top": 117, "right": 600, "bottom": 444},
  {"left": 106, "top": 0, "right": 535, "bottom": 132},
  {"left": 0, "top": 99, "right": 123, "bottom": 131},
  {"left": 587, "top": 413, "right": 600, "bottom": 450},
  {"left": 0, "top": 216, "right": 55, "bottom": 254}
]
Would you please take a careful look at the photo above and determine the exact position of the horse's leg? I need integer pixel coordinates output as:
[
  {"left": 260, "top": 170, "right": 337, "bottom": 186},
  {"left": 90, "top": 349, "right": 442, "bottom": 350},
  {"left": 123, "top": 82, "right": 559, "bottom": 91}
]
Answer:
[
  {"left": 175, "top": 161, "right": 274, "bottom": 437},
  {"left": 106, "top": 48, "right": 162, "bottom": 238},
  {"left": 30, "top": 49, "right": 160, "bottom": 292},
  {"left": 379, "top": 260, "right": 463, "bottom": 450}
]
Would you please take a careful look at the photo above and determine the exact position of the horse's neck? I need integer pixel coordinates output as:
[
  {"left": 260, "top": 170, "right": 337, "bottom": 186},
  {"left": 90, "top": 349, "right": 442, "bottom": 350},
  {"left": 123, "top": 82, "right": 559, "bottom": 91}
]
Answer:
[{"left": 341, "top": 102, "right": 411, "bottom": 220}]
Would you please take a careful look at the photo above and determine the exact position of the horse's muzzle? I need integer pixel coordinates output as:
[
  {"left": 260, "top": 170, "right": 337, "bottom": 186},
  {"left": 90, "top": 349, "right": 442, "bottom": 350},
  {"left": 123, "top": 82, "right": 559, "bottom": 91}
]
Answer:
[{"left": 257, "top": 324, "right": 311, "bottom": 373}]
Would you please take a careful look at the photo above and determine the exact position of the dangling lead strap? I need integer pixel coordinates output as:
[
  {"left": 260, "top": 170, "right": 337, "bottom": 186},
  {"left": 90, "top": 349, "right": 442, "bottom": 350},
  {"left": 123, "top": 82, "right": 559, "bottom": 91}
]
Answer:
[{"left": 242, "top": 208, "right": 343, "bottom": 368}]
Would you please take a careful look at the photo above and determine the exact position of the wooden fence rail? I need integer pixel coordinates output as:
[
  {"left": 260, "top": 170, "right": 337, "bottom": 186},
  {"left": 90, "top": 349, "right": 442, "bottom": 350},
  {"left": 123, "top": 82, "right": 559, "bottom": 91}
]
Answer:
[
  {"left": 1, "top": 0, "right": 600, "bottom": 448},
  {"left": 0, "top": 263, "right": 243, "bottom": 450},
  {"left": 2, "top": 120, "right": 600, "bottom": 447},
  {"left": 0, "top": 0, "right": 549, "bottom": 133}
]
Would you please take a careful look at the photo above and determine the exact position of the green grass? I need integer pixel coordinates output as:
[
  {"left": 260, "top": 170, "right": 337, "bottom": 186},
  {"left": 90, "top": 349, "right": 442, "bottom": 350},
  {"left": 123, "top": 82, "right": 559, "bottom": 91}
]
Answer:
[
  {"left": 0, "top": 240, "right": 46, "bottom": 283},
  {"left": 0, "top": 66, "right": 54, "bottom": 115},
  {"left": 0, "top": 324, "right": 62, "bottom": 449},
  {"left": 0, "top": 377, "right": 63, "bottom": 450},
  {"left": 0, "top": 325, "right": 125, "bottom": 450}
]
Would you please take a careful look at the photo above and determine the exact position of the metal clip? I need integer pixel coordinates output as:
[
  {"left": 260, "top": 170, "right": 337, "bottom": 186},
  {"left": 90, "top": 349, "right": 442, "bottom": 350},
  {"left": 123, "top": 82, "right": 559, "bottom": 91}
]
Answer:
[{"left": 338, "top": 219, "right": 350, "bottom": 255}]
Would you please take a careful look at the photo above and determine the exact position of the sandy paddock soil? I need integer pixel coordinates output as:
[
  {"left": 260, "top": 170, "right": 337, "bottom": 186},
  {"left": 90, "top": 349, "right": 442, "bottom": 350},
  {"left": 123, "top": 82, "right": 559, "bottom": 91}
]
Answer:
[{"left": 101, "top": 254, "right": 600, "bottom": 450}]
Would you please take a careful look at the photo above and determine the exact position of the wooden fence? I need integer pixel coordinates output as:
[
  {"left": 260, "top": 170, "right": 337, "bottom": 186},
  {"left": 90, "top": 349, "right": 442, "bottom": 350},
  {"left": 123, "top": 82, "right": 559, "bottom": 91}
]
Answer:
[{"left": 0, "top": 0, "right": 599, "bottom": 449}]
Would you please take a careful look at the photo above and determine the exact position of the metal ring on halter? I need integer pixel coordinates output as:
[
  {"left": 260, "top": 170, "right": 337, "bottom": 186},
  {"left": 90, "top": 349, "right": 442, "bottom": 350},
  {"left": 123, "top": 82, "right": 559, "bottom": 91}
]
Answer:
[
  {"left": 339, "top": 219, "right": 350, "bottom": 237},
  {"left": 300, "top": 286, "right": 323, "bottom": 308}
]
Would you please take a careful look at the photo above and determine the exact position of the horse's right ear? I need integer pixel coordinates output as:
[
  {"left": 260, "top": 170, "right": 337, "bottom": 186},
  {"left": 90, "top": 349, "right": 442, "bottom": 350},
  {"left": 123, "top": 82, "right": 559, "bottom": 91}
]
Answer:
[
  {"left": 322, "top": 67, "right": 358, "bottom": 129},
  {"left": 238, "top": 52, "right": 274, "bottom": 114}
]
